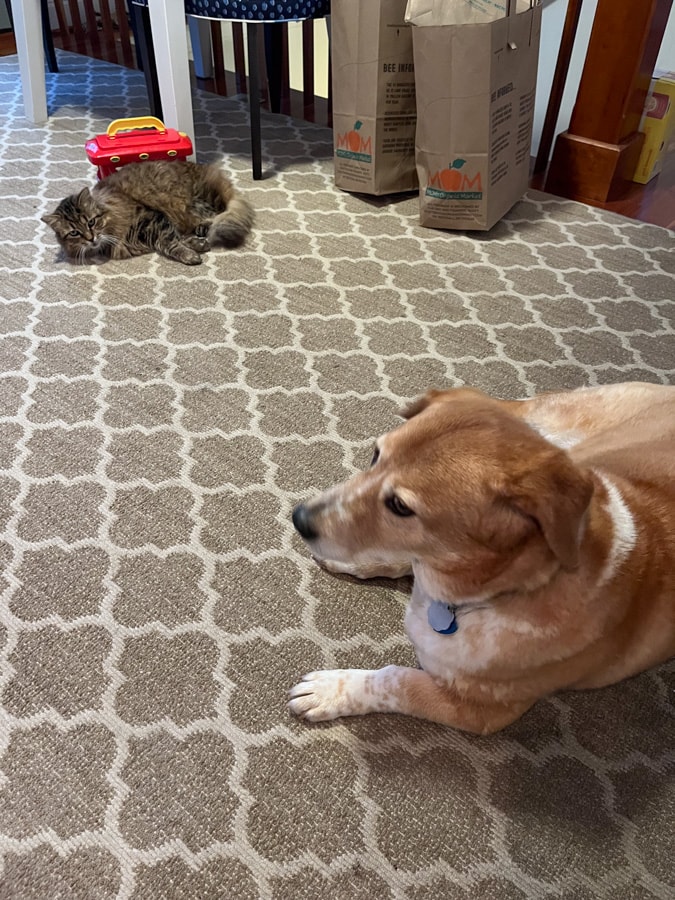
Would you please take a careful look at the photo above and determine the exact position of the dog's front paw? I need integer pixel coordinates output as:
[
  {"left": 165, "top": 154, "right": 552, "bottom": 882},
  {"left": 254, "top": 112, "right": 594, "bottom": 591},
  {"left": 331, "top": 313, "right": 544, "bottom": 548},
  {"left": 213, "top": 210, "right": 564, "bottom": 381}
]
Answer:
[{"left": 288, "top": 670, "right": 363, "bottom": 722}]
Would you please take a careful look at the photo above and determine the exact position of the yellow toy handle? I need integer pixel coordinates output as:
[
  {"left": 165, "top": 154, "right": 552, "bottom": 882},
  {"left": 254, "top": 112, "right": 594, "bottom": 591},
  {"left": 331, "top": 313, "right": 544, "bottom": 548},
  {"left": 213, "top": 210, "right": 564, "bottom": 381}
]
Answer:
[{"left": 106, "top": 116, "right": 167, "bottom": 137}]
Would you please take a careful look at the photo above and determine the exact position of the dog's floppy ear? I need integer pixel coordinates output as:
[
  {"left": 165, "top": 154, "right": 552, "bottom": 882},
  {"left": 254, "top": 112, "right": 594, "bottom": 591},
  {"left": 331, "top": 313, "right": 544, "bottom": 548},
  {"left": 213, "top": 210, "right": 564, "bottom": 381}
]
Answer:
[
  {"left": 506, "top": 453, "right": 594, "bottom": 571},
  {"left": 400, "top": 389, "right": 445, "bottom": 420},
  {"left": 400, "top": 386, "right": 488, "bottom": 420}
]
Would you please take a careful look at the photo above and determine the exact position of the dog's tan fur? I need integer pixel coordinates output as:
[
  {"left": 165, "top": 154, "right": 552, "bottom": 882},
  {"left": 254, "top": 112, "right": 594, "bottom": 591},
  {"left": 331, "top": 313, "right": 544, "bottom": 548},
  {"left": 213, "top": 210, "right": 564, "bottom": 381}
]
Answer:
[{"left": 289, "top": 382, "right": 675, "bottom": 734}]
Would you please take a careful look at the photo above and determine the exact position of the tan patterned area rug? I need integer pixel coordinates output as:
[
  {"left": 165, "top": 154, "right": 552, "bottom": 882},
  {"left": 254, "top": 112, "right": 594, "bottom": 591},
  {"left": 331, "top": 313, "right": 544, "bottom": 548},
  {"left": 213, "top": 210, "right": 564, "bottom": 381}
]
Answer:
[{"left": 1, "top": 51, "right": 674, "bottom": 900}]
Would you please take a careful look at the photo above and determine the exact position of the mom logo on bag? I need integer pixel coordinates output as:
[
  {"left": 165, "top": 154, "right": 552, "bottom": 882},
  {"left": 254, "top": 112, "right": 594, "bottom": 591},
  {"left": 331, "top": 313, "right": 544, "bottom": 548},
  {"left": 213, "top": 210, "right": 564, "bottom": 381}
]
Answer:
[
  {"left": 336, "top": 121, "right": 373, "bottom": 162},
  {"left": 332, "top": 0, "right": 417, "bottom": 195},
  {"left": 407, "top": 0, "right": 542, "bottom": 230},
  {"left": 426, "top": 159, "right": 483, "bottom": 199}
]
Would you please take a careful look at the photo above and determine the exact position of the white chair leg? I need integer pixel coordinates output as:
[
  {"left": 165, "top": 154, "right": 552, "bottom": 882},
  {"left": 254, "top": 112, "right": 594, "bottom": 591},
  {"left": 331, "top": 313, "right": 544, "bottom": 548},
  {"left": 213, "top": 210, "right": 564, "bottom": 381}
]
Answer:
[
  {"left": 188, "top": 17, "right": 214, "bottom": 80},
  {"left": 10, "top": 0, "right": 48, "bottom": 124},
  {"left": 147, "top": 0, "right": 196, "bottom": 157}
]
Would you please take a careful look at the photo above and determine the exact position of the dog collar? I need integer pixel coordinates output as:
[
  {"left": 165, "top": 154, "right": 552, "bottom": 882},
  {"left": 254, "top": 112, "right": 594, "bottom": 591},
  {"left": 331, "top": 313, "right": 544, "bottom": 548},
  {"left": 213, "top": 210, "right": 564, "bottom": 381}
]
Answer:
[{"left": 428, "top": 600, "right": 459, "bottom": 634}]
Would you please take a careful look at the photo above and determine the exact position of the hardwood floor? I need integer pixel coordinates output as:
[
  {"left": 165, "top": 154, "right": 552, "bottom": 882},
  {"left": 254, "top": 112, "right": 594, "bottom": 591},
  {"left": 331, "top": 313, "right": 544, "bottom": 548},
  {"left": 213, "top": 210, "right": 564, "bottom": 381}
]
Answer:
[
  {"left": 594, "top": 151, "right": 675, "bottom": 230},
  {"left": 0, "top": 31, "right": 16, "bottom": 57},
  {"left": 531, "top": 152, "right": 675, "bottom": 231},
  {"left": 2, "top": 27, "right": 673, "bottom": 230}
]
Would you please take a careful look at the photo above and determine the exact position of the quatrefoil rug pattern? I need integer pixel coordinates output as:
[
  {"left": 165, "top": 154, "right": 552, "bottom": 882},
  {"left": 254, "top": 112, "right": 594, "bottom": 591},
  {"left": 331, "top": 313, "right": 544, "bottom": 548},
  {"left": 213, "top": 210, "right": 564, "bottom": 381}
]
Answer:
[{"left": 1, "top": 52, "right": 674, "bottom": 900}]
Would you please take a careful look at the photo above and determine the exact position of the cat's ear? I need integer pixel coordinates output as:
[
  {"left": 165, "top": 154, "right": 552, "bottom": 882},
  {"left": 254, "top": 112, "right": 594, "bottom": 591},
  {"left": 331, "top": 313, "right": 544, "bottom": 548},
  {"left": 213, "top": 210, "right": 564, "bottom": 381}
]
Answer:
[
  {"left": 76, "top": 187, "right": 91, "bottom": 206},
  {"left": 41, "top": 214, "right": 60, "bottom": 230}
]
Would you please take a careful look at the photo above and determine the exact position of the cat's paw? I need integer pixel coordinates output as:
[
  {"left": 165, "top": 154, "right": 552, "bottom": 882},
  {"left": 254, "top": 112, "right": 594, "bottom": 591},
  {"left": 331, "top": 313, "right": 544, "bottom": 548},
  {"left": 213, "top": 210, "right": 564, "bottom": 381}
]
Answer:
[
  {"left": 174, "top": 247, "right": 203, "bottom": 265},
  {"left": 185, "top": 235, "right": 210, "bottom": 253}
]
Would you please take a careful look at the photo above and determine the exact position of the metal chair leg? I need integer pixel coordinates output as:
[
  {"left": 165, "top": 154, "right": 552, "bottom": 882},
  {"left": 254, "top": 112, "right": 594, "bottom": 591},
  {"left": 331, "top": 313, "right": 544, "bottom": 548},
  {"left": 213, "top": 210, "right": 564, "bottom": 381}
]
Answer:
[
  {"left": 246, "top": 23, "right": 262, "bottom": 180},
  {"left": 39, "top": 0, "right": 58, "bottom": 72},
  {"left": 263, "top": 22, "right": 283, "bottom": 114}
]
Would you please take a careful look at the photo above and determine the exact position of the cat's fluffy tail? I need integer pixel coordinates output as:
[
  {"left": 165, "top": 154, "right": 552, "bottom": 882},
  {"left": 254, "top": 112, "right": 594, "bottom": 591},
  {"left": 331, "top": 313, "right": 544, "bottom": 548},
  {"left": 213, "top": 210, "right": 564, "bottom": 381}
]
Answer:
[
  {"left": 208, "top": 195, "right": 255, "bottom": 247},
  {"left": 202, "top": 165, "right": 255, "bottom": 246}
]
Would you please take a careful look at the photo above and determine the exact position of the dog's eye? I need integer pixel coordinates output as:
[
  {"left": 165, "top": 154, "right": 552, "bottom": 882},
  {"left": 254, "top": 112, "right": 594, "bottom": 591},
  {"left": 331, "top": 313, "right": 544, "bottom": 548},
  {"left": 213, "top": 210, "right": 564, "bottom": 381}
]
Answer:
[
  {"left": 370, "top": 446, "right": 380, "bottom": 466},
  {"left": 386, "top": 494, "right": 414, "bottom": 517}
]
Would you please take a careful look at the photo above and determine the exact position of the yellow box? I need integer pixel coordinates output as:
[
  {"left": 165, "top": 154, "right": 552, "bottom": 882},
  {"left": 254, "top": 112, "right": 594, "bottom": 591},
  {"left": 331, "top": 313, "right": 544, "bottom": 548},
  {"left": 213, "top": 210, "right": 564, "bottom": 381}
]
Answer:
[{"left": 633, "top": 70, "right": 675, "bottom": 184}]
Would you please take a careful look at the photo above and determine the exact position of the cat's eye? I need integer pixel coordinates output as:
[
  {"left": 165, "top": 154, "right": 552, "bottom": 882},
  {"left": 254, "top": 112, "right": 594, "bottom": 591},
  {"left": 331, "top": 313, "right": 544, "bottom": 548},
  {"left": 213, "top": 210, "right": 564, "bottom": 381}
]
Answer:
[
  {"left": 68, "top": 230, "right": 80, "bottom": 237},
  {"left": 88, "top": 218, "right": 98, "bottom": 227},
  {"left": 385, "top": 494, "right": 414, "bottom": 517}
]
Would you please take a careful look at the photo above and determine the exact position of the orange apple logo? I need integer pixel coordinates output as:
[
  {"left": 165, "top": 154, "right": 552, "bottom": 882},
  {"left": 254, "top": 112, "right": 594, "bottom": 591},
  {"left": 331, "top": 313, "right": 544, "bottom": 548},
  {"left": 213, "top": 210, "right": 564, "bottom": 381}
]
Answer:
[
  {"left": 426, "top": 158, "right": 482, "bottom": 197},
  {"left": 348, "top": 121, "right": 363, "bottom": 152},
  {"left": 336, "top": 121, "right": 372, "bottom": 161},
  {"left": 439, "top": 159, "right": 466, "bottom": 190}
]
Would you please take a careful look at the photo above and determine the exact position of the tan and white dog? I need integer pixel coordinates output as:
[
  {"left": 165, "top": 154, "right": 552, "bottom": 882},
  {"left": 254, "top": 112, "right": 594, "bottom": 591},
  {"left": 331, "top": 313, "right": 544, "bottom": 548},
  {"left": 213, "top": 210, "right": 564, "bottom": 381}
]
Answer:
[{"left": 289, "top": 382, "right": 675, "bottom": 734}]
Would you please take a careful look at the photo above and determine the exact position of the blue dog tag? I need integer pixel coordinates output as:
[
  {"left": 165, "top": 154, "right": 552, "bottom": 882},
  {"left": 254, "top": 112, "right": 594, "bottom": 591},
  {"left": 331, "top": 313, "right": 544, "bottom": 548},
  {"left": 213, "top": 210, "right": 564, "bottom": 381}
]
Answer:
[{"left": 428, "top": 600, "right": 458, "bottom": 634}]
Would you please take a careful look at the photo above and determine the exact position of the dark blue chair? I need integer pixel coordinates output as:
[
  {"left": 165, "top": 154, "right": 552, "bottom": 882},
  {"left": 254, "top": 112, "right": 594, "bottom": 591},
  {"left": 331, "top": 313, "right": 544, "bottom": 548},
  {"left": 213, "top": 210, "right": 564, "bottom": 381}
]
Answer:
[{"left": 130, "top": 0, "right": 331, "bottom": 178}]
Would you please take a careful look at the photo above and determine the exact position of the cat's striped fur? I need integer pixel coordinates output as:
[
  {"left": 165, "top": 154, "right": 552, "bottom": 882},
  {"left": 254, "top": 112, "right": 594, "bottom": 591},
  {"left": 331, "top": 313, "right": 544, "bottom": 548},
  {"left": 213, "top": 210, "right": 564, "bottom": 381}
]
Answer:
[{"left": 42, "top": 160, "right": 254, "bottom": 265}]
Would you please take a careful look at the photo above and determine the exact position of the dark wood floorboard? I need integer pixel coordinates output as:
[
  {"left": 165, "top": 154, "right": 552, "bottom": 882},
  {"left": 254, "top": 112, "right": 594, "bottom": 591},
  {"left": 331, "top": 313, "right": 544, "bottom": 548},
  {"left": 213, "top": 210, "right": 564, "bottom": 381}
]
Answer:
[{"left": 531, "top": 151, "right": 675, "bottom": 230}]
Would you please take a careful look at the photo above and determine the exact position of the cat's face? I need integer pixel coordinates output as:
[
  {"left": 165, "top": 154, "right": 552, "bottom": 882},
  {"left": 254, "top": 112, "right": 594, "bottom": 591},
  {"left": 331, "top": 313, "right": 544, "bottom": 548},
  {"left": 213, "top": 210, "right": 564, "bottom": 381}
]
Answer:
[{"left": 42, "top": 188, "right": 110, "bottom": 261}]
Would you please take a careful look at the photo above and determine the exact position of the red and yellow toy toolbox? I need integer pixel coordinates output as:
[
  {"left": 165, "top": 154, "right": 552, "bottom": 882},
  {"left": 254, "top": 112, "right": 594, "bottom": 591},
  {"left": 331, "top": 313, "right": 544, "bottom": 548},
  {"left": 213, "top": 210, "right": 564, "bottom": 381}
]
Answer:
[{"left": 85, "top": 116, "right": 193, "bottom": 179}]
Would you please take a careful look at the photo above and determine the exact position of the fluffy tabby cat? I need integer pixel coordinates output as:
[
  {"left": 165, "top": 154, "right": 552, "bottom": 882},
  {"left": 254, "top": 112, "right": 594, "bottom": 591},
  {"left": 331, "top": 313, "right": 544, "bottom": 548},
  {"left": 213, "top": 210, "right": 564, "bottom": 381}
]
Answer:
[{"left": 42, "top": 160, "right": 254, "bottom": 265}]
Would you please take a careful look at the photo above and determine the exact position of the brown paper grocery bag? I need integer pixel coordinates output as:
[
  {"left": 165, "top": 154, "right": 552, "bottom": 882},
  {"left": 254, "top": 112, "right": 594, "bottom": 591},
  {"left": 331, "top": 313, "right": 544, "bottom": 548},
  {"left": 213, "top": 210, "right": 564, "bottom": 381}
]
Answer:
[
  {"left": 332, "top": 0, "right": 418, "bottom": 195},
  {"left": 405, "top": 0, "right": 542, "bottom": 230}
]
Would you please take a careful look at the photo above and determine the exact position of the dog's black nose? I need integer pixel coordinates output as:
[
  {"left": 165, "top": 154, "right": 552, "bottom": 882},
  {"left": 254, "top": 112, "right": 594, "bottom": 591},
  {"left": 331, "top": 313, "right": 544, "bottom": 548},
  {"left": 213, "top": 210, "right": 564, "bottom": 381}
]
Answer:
[{"left": 292, "top": 504, "right": 318, "bottom": 541}]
